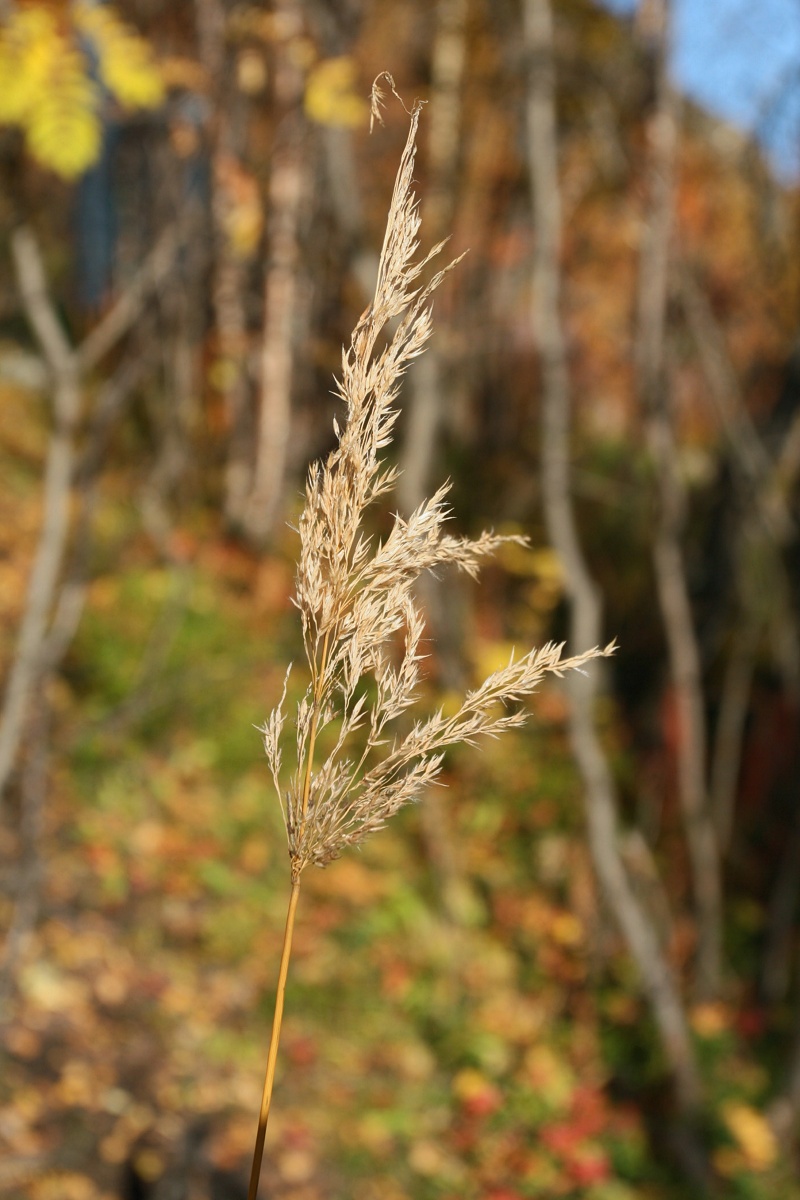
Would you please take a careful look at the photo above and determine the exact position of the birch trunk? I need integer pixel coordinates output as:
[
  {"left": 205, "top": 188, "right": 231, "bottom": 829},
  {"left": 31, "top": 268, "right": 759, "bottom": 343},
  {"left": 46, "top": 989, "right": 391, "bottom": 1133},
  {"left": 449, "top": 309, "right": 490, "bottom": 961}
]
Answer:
[
  {"left": 244, "top": 1, "right": 308, "bottom": 543},
  {"left": 0, "top": 225, "right": 179, "bottom": 804},
  {"left": 524, "top": 0, "right": 700, "bottom": 1110},
  {"left": 634, "top": 0, "right": 723, "bottom": 999},
  {"left": 0, "top": 232, "right": 81, "bottom": 806},
  {"left": 398, "top": 0, "right": 468, "bottom": 516}
]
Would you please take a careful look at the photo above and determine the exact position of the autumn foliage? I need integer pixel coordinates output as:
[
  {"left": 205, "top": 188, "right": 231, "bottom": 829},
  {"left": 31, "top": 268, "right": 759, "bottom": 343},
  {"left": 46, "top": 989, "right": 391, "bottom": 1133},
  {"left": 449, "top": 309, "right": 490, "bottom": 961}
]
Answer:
[{"left": 1, "top": 1, "right": 800, "bottom": 1199}]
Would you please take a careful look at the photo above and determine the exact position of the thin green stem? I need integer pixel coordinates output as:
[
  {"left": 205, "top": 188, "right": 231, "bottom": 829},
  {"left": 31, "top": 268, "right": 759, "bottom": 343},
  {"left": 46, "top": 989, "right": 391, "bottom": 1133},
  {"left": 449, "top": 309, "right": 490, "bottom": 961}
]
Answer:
[{"left": 247, "top": 879, "right": 301, "bottom": 1200}]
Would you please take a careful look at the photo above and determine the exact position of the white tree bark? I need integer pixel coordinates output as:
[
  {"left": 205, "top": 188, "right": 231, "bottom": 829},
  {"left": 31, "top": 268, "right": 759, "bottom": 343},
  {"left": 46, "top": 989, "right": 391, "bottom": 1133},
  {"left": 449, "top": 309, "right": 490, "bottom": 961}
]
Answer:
[
  {"left": 0, "top": 226, "right": 180, "bottom": 807},
  {"left": 0, "top": 231, "right": 81, "bottom": 804},
  {"left": 398, "top": 0, "right": 468, "bottom": 516},
  {"left": 524, "top": 0, "right": 700, "bottom": 1109},
  {"left": 244, "top": 0, "right": 308, "bottom": 543},
  {"left": 634, "top": 0, "right": 723, "bottom": 999}
]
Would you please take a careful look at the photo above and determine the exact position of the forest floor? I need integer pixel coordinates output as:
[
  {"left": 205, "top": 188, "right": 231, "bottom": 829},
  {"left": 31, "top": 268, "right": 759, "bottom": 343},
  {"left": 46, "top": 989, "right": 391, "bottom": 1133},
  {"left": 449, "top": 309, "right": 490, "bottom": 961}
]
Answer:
[{"left": 0, "top": 377, "right": 796, "bottom": 1200}]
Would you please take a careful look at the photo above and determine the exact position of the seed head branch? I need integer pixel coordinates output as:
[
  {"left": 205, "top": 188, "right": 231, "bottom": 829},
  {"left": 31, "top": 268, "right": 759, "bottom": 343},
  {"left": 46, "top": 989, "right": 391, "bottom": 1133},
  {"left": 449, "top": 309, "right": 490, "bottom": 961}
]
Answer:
[{"left": 260, "top": 83, "right": 615, "bottom": 879}]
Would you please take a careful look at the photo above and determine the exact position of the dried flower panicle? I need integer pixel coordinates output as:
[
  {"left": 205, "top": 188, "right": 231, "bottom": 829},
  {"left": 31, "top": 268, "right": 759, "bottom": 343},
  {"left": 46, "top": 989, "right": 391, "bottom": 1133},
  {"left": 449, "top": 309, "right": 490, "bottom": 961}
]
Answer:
[{"left": 261, "top": 76, "right": 614, "bottom": 881}]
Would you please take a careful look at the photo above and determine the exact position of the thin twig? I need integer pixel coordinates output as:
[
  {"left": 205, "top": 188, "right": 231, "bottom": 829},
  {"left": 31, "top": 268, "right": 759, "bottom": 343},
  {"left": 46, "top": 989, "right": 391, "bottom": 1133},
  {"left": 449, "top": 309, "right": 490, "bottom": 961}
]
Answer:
[{"left": 76, "top": 223, "right": 180, "bottom": 375}]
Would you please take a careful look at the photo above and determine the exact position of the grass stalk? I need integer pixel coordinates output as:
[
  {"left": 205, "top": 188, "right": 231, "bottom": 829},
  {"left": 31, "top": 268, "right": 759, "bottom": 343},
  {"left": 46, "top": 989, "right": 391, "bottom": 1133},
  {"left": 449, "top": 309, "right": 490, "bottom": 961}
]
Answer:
[
  {"left": 246, "top": 73, "right": 614, "bottom": 1195},
  {"left": 247, "top": 879, "right": 301, "bottom": 1200}
]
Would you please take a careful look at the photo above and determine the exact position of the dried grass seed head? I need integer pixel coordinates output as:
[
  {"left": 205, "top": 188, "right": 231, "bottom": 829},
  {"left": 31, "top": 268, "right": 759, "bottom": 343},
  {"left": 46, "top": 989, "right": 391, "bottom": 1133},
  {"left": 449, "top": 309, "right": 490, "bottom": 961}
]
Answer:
[{"left": 262, "top": 82, "right": 615, "bottom": 877}]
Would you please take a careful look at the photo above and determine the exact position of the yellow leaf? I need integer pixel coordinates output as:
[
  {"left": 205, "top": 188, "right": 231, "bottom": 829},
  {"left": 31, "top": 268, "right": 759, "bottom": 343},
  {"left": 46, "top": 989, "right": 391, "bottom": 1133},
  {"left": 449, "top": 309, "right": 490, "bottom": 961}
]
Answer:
[
  {"left": 25, "top": 39, "right": 100, "bottom": 178},
  {"left": 523, "top": 1044, "right": 575, "bottom": 1111},
  {"left": 498, "top": 541, "right": 564, "bottom": 583},
  {"left": 0, "top": 3, "right": 160, "bottom": 177},
  {"left": 550, "top": 909, "right": 584, "bottom": 947},
  {"left": 304, "top": 56, "right": 367, "bottom": 129},
  {"left": 452, "top": 1066, "right": 489, "bottom": 1101},
  {"left": 0, "top": 8, "right": 50, "bottom": 123},
  {"left": 215, "top": 154, "right": 263, "bottom": 259},
  {"left": 690, "top": 1001, "right": 731, "bottom": 1039},
  {"left": 722, "top": 1102, "right": 778, "bottom": 1171},
  {"left": 473, "top": 637, "right": 519, "bottom": 681},
  {"left": 75, "top": 2, "right": 164, "bottom": 109},
  {"left": 0, "top": 8, "right": 75, "bottom": 124}
]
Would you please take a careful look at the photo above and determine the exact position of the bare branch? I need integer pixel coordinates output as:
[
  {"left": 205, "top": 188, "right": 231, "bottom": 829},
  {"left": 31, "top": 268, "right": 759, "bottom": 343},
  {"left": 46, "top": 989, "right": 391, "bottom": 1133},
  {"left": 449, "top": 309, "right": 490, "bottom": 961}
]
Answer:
[
  {"left": 77, "top": 222, "right": 181, "bottom": 374},
  {"left": 11, "top": 227, "right": 74, "bottom": 377},
  {"left": 0, "top": 231, "right": 81, "bottom": 804}
]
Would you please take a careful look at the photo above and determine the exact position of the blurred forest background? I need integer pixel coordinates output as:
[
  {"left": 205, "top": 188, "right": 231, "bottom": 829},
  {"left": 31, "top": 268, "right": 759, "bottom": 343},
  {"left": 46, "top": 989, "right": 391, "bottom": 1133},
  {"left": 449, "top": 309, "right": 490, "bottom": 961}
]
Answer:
[{"left": 2, "top": 0, "right": 800, "bottom": 1197}]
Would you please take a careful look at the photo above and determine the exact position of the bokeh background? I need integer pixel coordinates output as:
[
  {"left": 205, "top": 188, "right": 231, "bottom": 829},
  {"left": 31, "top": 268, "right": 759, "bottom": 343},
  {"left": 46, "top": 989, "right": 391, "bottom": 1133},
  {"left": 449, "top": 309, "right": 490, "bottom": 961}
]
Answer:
[{"left": 2, "top": 1, "right": 800, "bottom": 1197}]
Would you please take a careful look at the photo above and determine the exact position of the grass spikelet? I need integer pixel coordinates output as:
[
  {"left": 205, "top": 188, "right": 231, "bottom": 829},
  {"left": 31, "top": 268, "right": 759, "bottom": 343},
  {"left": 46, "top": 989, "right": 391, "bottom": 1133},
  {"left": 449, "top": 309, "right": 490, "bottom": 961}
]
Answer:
[{"left": 247, "top": 80, "right": 615, "bottom": 1200}]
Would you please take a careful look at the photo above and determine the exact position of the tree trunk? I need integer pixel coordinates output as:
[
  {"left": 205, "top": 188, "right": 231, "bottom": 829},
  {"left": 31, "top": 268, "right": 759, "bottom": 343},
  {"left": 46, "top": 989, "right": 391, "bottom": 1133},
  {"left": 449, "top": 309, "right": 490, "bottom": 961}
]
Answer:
[
  {"left": 0, "top": 230, "right": 81, "bottom": 807},
  {"left": 398, "top": 0, "right": 468, "bottom": 516},
  {"left": 243, "top": 1, "right": 309, "bottom": 543},
  {"left": 195, "top": 0, "right": 256, "bottom": 530},
  {"left": 1, "top": 226, "right": 179, "bottom": 1001},
  {"left": 634, "top": 0, "right": 723, "bottom": 1000},
  {"left": 524, "top": 0, "right": 700, "bottom": 1111}
]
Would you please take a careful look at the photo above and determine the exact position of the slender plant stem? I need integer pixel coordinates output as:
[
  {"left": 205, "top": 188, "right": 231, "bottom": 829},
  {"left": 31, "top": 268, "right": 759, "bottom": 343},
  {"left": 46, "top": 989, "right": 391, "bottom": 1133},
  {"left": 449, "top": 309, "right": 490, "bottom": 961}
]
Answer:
[
  {"left": 248, "top": 879, "right": 301, "bottom": 1200},
  {"left": 248, "top": 631, "right": 327, "bottom": 1197}
]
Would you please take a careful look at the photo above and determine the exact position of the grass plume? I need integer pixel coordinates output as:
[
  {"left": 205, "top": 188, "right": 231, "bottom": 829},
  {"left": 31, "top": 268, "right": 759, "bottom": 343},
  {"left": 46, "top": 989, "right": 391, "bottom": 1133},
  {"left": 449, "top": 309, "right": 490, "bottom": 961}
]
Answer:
[{"left": 247, "top": 75, "right": 614, "bottom": 1198}]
